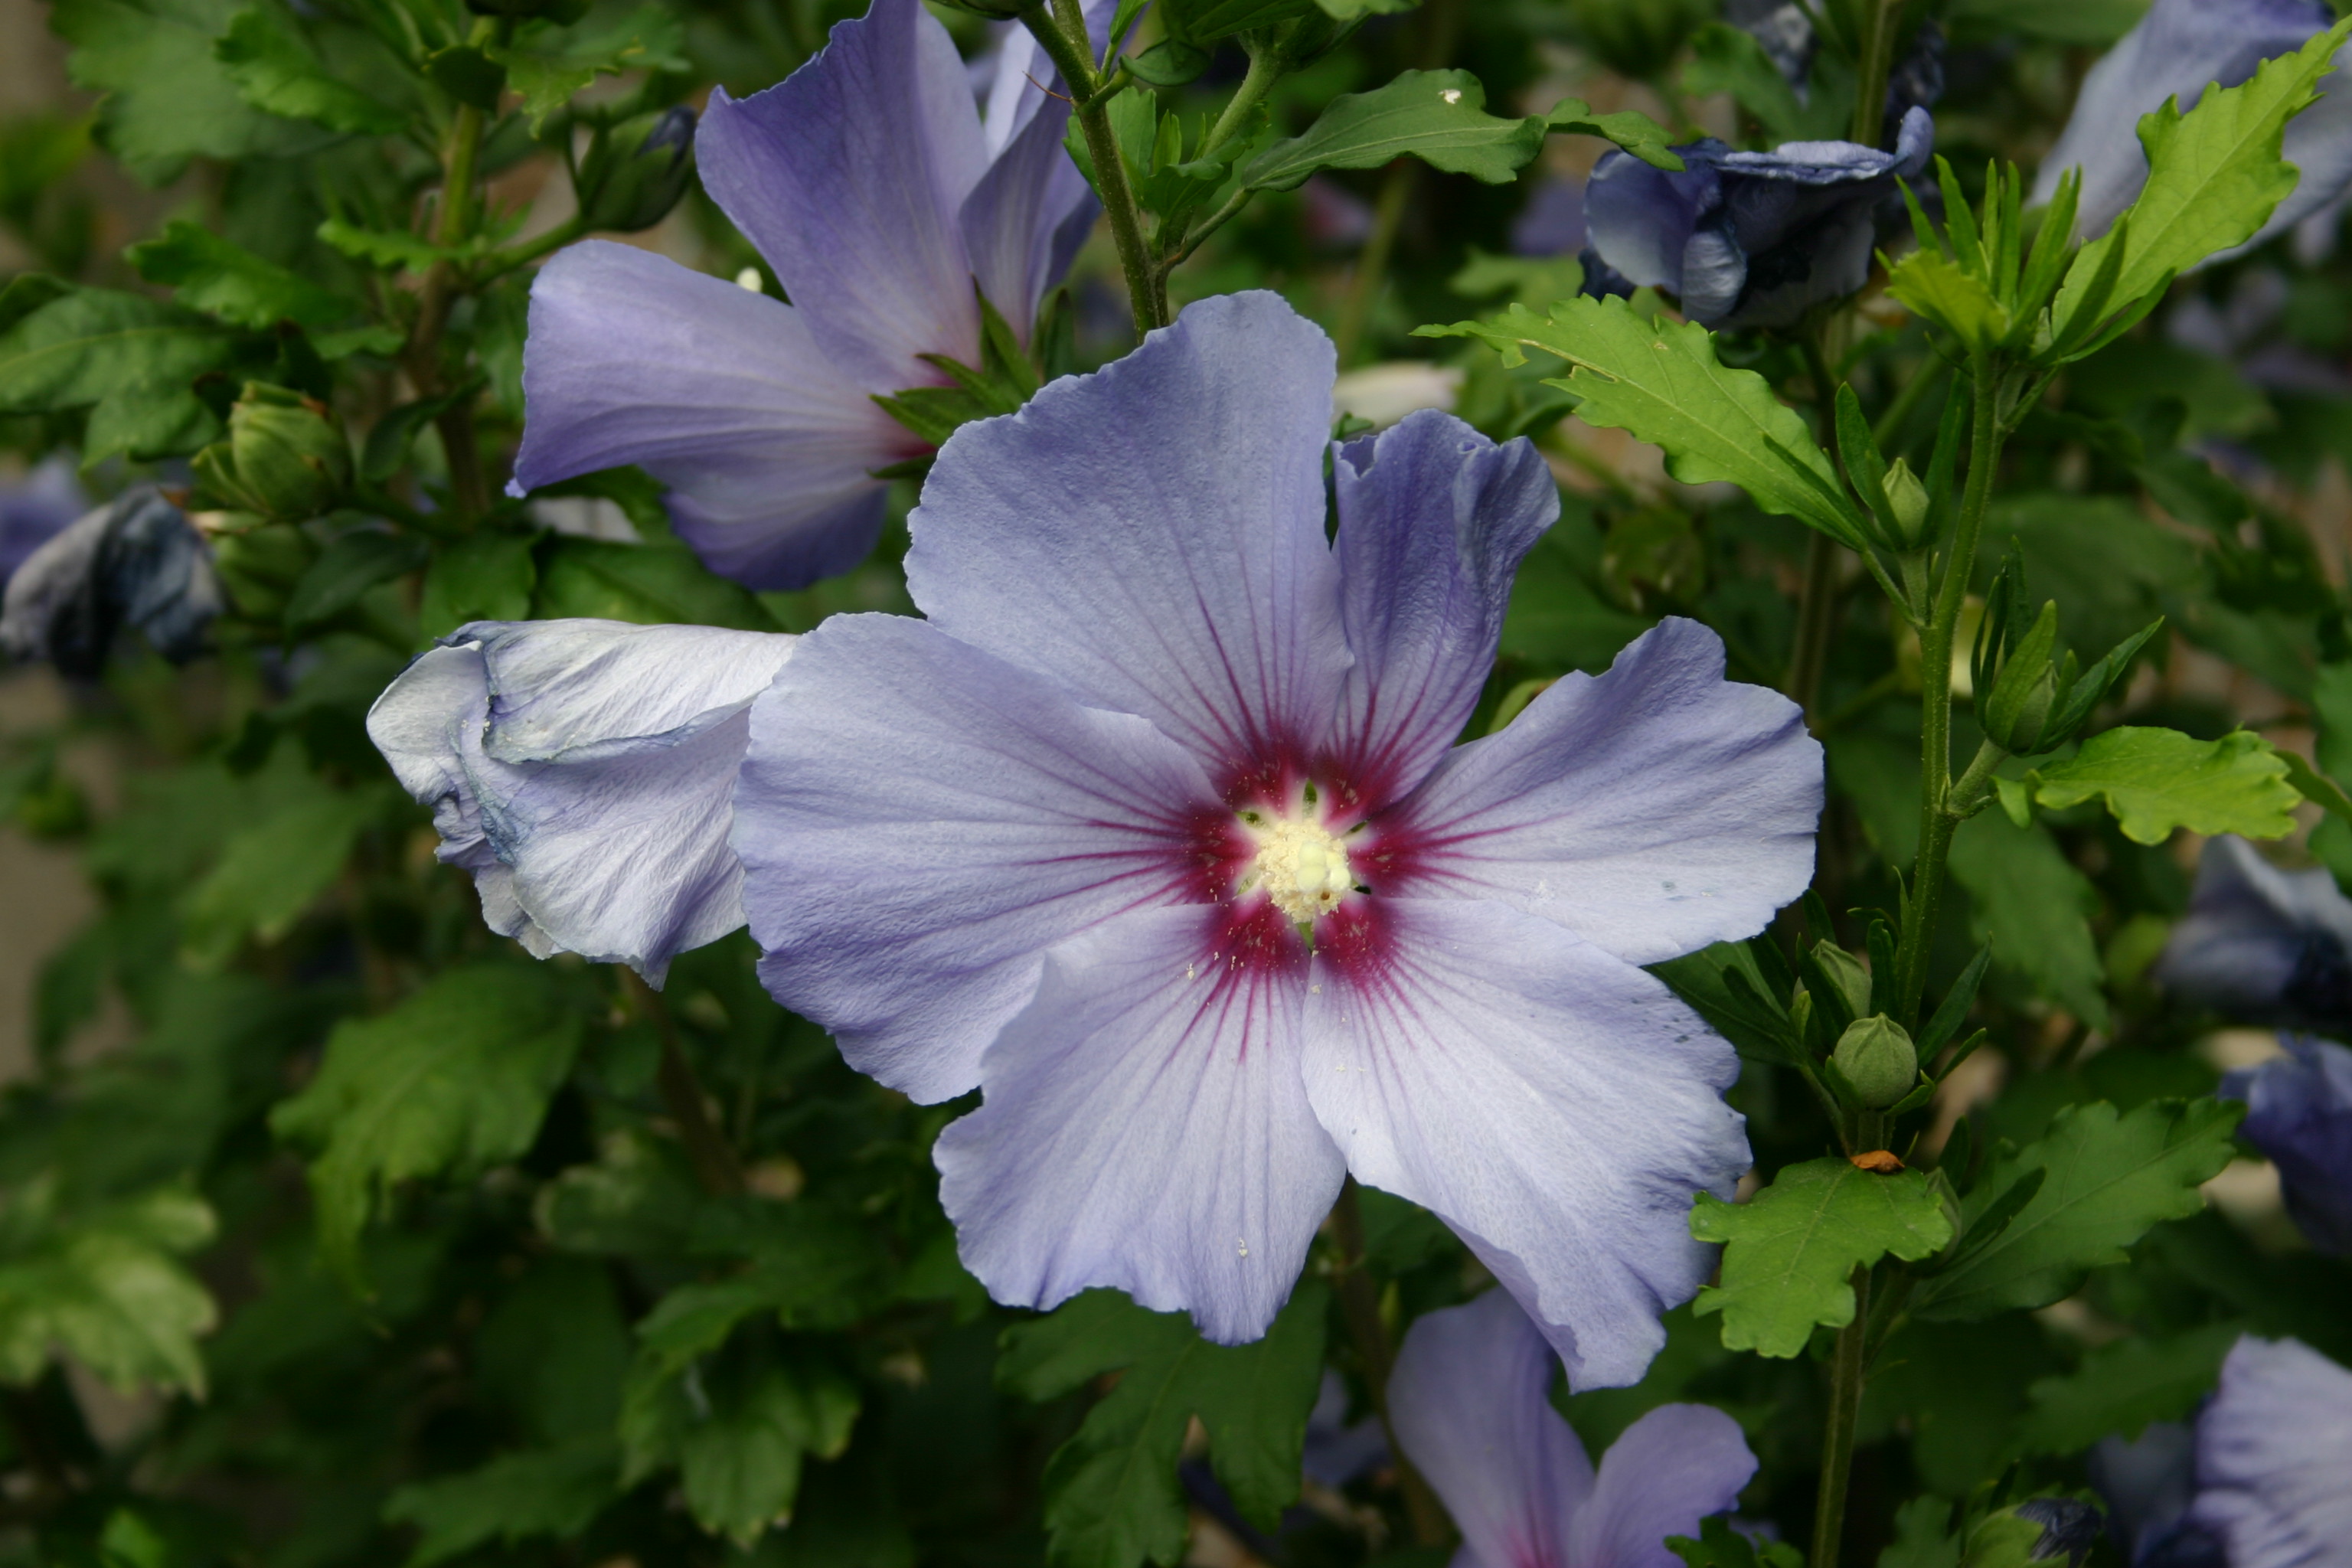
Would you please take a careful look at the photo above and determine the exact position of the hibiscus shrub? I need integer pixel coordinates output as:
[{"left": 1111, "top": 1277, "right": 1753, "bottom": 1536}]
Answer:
[{"left": 3, "top": 0, "right": 2352, "bottom": 1565}]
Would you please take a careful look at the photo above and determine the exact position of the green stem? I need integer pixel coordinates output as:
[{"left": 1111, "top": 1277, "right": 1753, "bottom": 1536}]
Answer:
[
  {"left": 1021, "top": 1, "right": 1167, "bottom": 334},
  {"left": 1786, "top": 335, "right": 1847, "bottom": 717},
  {"left": 1811, "top": 1264, "right": 1871, "bottom": 1568},
  {"left": 1894, "top": 365, "right": 2005, "bottom": 1027},
  {"left": 624, "top": 971, "right": 746, "bottom": 1197},
  {"left": 472, "top": 212, "right": 588, "bottom": 285},
  {"left": 1847, "top": 0, "right": 1903, "bottom": 148},
  {"left": 405, "top": 26, "right": 495, "bottom": 519},
  {"left": 1334, "top": 161, "right": 1413, "bottom": 365},
  {"left": 1197, "top": 41, "right": 1285, "bottom": 161},
  {"left": 1330, "top": 1180, "right": 1449, "bottom": 1547}
]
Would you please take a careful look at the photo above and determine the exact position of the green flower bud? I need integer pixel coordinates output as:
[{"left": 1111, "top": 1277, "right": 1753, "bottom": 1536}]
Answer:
[
  {"left": 1811, "top": 942, "right": 1873, "bottom": 1022},
  {"left": 1880, "top": 457, "right": 1932, "bottom": 550},
  {"left": 1981, "top": 600, "right": 2060, "bottom": 753},
  {"left": 578, "top": 106, "right": 697, "bottom": 234},
  {"left": 216, "top": 383, "right": 350, "bottom": 523},
  {"left": 1833, "top": 1015, "right": 1918, "bottom": 1109}
]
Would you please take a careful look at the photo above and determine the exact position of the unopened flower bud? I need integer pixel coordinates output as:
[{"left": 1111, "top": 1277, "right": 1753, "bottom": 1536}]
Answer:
[
  {"left": 1811, "top": 942, "right": 1873, "bottom": 1022},
  {"left": 203, "top": 384, "right": 351, "bottom": 523},
  {"left": 579, "top": 106, "right": 698, "bottom": 234},
  {"left": 1833, "top": 1015, "right": 1917, "bottom": 1109},
  {"left": 1981, "top": 601, "right": 2060, "bottom": 753},
  {"left": 1880, "top": 456, "right": 1932, "bottom": 550}
]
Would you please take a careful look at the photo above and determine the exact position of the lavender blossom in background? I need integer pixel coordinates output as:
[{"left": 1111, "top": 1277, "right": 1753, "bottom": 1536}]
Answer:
[
  {"left": 2156, "top": 836, "right": 2352, "bottom": 1037},
  {"left": 733, "top": 291, "right": 1819, "bottom": 1385},
  {"left": 1389, "top": 1289, "right": 1757, "bottom": 1568},
  {"left": 2030, "top": 0, "right": 2352, "bottom": 260},
  {"left": 2221, "top": 1035, "right": 2352, "bottom": 1256},
  {"left": 2187, "top": 1336, "right": 2352, "bottom": 1568},
  {"left": 1581, "top": 106, "right": 1934, "bottom": 329},
  {"left": 0, "top": 456, "right": 87, "bottom": 584},
  {"left": 2089, "top": 1423, "right": 2226, "bottom": 1568},
  {"left": 509, "top": 0, "right": 1101, "bottom": 591},
  {"left": 368, "top": 619, "right": 797, "bottom": 984},
  {"left": 0, "top": 486, "right": 221, "bottom": 679}
]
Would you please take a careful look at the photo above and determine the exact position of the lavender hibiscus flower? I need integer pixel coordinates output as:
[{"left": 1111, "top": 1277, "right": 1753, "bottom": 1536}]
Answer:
[
  {"left": 2186, "top": 1336, "right": 2352, "bottom": 1568},
  {"left": 508, "top": 0, "right": 1100, "bottom": 590},
  {"left": 1390, "top": 1289, "right": 1756, "bottom": 1566},
  {"left": 0, "top": 456, "right": 87, "bottom": 585},
  {"left": 732, "top": 291, "right": 1821, "bottom": 1383},
  {"left": 2030, "top": 0, "right": 2352, "bottom": 257},
  {"left": 1579, "top": 107, "right": 1933, "bottom": 330},
  {"left": 368, "top": 620, "right": 797, "bottom": 983},
  {"left": 2155, "top": 836, "right": 2352, "bottom": 1036},
  {"left": 2221, "top": 1035, "right": 2352, "bottom": 1256}
]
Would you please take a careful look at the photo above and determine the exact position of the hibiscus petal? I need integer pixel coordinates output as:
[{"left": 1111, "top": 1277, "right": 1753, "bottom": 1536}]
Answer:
[
  {"left": 904, "top": 290, "right": 1351, "bottom": 782},
  {"left": 1389, "top": 1289, "right": 1589, "bottom": 1568},
  {"left": 1328, "top": 410, "right": 1557, "bottom": 802},
  {"left": 735, "top": 612, "right": 1224, "bottom": 1102},
  {"left": 959, "top": 91, "right": 1093, "bottom": 347},
  {"left": 2030, "top": 0, "right": 2333, "bottom": 239},
  {"left": 2188, "top": 1336, "right": 2352, "bottom": 1568},
  {"left": 934, "top": 904, "right": 1345, "bottom": 1343},
  {"left": 1381, "top": 616, "right": 1819, "bottom": 967},
  {"left": 1303, "top": 898, "right": 1749, "bottom": 1389},
  {"left": 1573, "top": 1403, "right": 1759, "bottom": 1568},
  {"left": 510, "top": 241, "right": 906, "bottom": 590},
  {"left": 697, "top": 0, "right": 986, "bottom": 387},
  {"left": 1585, "top": 154, "right": 1714, "bottom": 292},
  {"left": 368, "top": 619, "right": 797, "bottom": 984}
]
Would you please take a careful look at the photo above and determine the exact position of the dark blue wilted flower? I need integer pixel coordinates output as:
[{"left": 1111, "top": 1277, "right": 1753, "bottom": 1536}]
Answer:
[
  {"left": 2030, "top": 0, "right": 2352, "bottom": 260},
  {"left": 508, "top": 0, "right": 1106, "bottom": 591},
  {"left": 2221, "top": 1034, "right": 2352, "bottom": 1256},
  {"left": 0, "top": 456, "right": 87, "bottom": 585},
  {"left": 729, "top": 290, "right": 1821, "bottom": 1383},
  {"left": 2155, "top": 836, "right": 2352, "bottom": 1036},
  {"left": 2089, "top": 1423, "right": 2227, "bottom": 1568},
  {"left": 368, "top": 619, "right": 799, "bottom": 984},
  {"left": 2011, "top": 1498, "right": 2107, "bottom": 1568},
  {"left": 1388, "top": 1289, "right": 1757, "bottom": 1567},
  {"left": 1581, "top": 106, "right": 1934, "bottom": 329},
  {"left": 2186, "top": 1336, "right": 2352, "bottom": 1568},
  {"left": 0, "top": 486, "right": 221, "bottom": 679}
]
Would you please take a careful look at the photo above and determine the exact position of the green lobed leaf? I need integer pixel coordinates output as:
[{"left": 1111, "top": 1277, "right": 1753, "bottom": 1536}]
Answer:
[
  {"left": 178, "top": 781, "right": 394, "bottom": 966},
  {"left": 1912, "top": 1098, "right": 2243, "bottom": 1321},
  {"left": 1947, "top": 812, "right": 2109, "bottom": 1027},
  {"left": 1880, "top": 1497, "right": 1962, "bottom": 1568},
  {"left": 1159, "top": 0, "right": 1321, "bottom": 44},
  {"left": 270, "top": 965, "right": 586, "bottom": 1288},
  {"left": 0, "top": 1181, "right": 218, "bottom": 1396},
  {"left": 381, "top": 1439, "right": 620, "bottom": 1567},
  {"left": 51, "top": 0, "right": 329, "bottom": 183},
  {"left": 1241, "top": 70, "right": 1546, "bottom": 192},
  {"left": 2011, "top": 1321, "right": 2240, "bottom": 1457},
  {"left": 214, "top": 6, "right": 405, "bottom": 134},
  {"left": 0, "top": 285, "right": 237, "bottom": 463},
  {"left": 1422, "top": 297, "right": 1870, "bottom": 548},
  {"left": 1680, "top": 23, "right": 1840, "bottom": 144},
  {"left": 420, "top": 531, "right": 537, "bottom": 641},
  {"left": 998, "top": 1282, "right": 1330, "bottom": 1566},
  {"left": 1688, "top": 1159, "right": 1955, "bottom": 1359},
  {"left": 1669, "top": 1514, "right": 1807, "bottom": 1568},
  {"left": 315, "top": 217, "right": 492, "bottom": 273},
  {"left": 1886, "top": 249, "right": 2013, "bottom": 356},
  {"left": 2053, "top": 21, "right": 2352, "bottom": 351},
  {"left": 127, "top": 218, "right": 359, "bottom": 330},
  {"left": 1544, "top": 97, "right": 1685, "bottom": 172},
  {"left": 283, "top": 529, "right": 426, "bottom": 632},
  {"left": 2029, "top": 727, "right": 2298, "bottom": 845},
  {"left": 619, "top": 1339, "right": 859, "bottom": 1547},
  {"left": 488, "top": 6, "right": 688, "bottom": 133}
]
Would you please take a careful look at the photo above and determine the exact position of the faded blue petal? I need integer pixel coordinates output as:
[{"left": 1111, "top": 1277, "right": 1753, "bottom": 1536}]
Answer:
[
  {"left": 1383, "top": 617, "right": 1821, "bottom": 969},
  {"left": 1585, "top": 108, "right": 1933, "bottom": 328},
  {"left": 904, "top": 290, "right": 1351, "bottom": 782},
  {"left": 933, "top": 904, "right": 1347, "bottom": 1344},
  {"left": 368, "top": 619, "right": 797, "bottom": 984},
  {"left": 511, "top": 241, "right": 910, "bottom": 591},
  {"left": 0, "top": 456, "right": 87, "bottom": 583},
  {"left": 1331, "top": 410, "right": 1558, "bottom": 803},
  {"left": 1302, "top": 1370, "right": 1387, "bottom": 1488},
  {"left": 0, "top": 487, "right": 221, "bottom": 678},
  {"left": 2155, "top": 835, "right": 2352, "bottom": 1034},
  {"left": 1304, "top": 900, "right": 1749, "bottom": 1389},
  {"left": 2013, "top": 1500, "right": 2106, "bottom": 1568},
  {"left": 698, "top": 0, "right": 988, "bottom": 386},
  {"left": 2222, "top": 1035, "right": 2352, "bottom": 1256},
  {"left": 736, "top": 612, "right": 1223, "bottom": 1102},
  {"left": 1390, "top": 1289, "right": 1587, "bottom": 1568},
  {"left": 2030, "top": 0, "right": 2349, "bottom": 250},
  {"left": 1391, "top": 1291, "right": 1756, "bottom": 1568},
  {"left": 2188, "top": 1336, "right": 2352, "bottom": 1568}
]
